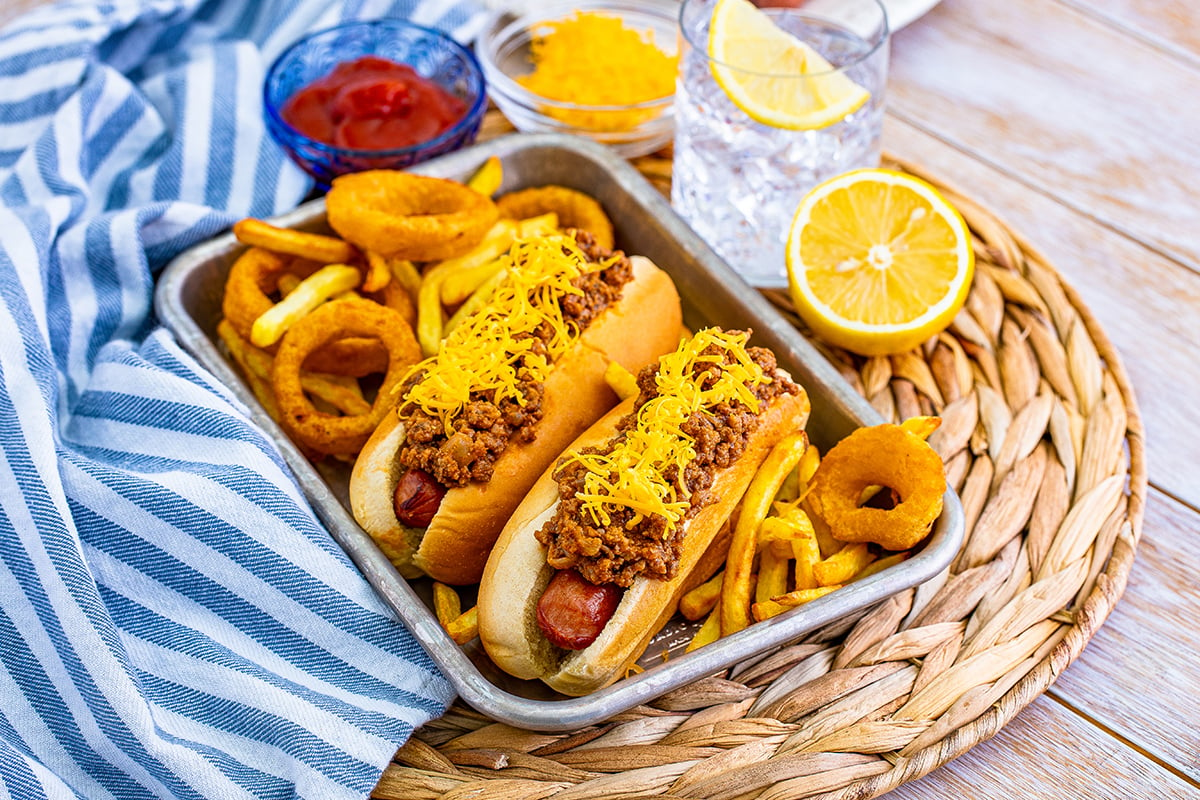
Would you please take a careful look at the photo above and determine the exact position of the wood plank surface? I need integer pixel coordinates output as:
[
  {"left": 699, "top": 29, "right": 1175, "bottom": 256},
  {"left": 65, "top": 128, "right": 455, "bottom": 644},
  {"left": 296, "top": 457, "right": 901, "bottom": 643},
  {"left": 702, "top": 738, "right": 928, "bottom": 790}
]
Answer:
[
  {"left": 886, "top": 696, "right": 1200, "bottom": 799},
  {"left": 889, "top": 0, "right": 1200, "bottom": 275},
  {"left": 1069, "top": 0, "right": 1200, "bottom": 64}
]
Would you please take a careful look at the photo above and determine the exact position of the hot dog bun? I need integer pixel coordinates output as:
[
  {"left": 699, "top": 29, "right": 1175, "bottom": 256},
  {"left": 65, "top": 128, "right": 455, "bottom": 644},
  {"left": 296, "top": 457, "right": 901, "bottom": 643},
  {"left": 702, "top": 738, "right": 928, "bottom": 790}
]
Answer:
[
  {"left": 477, "top": 374, "right": 811, "bottom": 695},
  {"left": 349, "top": 254, "right": 681, "bottom": 585}
]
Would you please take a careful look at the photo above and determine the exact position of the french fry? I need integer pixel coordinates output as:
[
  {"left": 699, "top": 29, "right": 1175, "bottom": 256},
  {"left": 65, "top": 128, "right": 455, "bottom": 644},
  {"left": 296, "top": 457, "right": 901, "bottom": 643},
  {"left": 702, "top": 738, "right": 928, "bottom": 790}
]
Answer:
[
  {"left": 300, "top": 372, "right": 370, "bottom": 416},
  {"left": 217, "top": 320, "right": 282, "bottom": 420},
  {"left": 445, "top": 606, "right": 478, "bottom": 645},
  {"left": 776, "top": 463, "right": 801, "bottom": 502},
  {"left": 804, "top": 498, "right": 844, "bottom": 558},
  {"left": 436, "top": 214, "right": 555, "bottom": 306},
  {"left": 813, "top": 542, "right": 875, "bottom": 586},
  {"left": 362, "top": 250, "right": 392, "bottom": 293},
  {"left": 604, "top": 361, "right": 639, "bottom": 401},
  {"left": 514, "top": 211, "right": 559, "bottom": 238},
  {"left": 233, "top": 218, "right": 358, "bottom": 264},
  {"left": 757, "top": 505, "right": 814, "bottom": 548},
  {"left": 439, "top": 256, "right": 507, "bottom": 306},
  {"left": 752, "top": 586, "right": 841, "bottom": 621},
  {"left": 755, "top": 548, "right": 790, "bottom": 606},
  {"left": 416, "top": 264, "right": 451, "bottom": 357},
  {"left": 721, "top": 432, "right": 809, "bottom": 636},
  {"left": 686, "top": 602, "right": 722, "bottom": 653},
  {"left": 444, "top": 267, "right": 507, "bottom": 336},
  {"left": 791, "top": 533, "right": 821, "bottom": 591},
  {"left": 250, "top": 264, "right": 361, "bottom": 348},
  {"left": 388, "top": 256, "right": 423, "bottom": 298},
  {"left": 466, "top": 155, "right": 503, "bottom": 196},
  {"left": 849, "top": 551, "right": 910, "bottom": 583},
  {"left": 679, "top": 571, "right": 723, "bottom": 621},
  {"left": 901, "top": 415, "right": 941, "bottom": 440},
  {"left": 798, "top": 444, "right": 821, "bottom": 489},
  {"left": 432, "top": 582, "right": 462, "bottom": 627}
]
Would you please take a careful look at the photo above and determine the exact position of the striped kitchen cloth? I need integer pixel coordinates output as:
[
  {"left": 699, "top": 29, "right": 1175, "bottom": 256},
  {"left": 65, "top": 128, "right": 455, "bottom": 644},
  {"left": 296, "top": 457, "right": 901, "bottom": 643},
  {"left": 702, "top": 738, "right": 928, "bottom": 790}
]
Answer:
[{"left": 0, "top": 1, "right": 487, "bottom": 798}]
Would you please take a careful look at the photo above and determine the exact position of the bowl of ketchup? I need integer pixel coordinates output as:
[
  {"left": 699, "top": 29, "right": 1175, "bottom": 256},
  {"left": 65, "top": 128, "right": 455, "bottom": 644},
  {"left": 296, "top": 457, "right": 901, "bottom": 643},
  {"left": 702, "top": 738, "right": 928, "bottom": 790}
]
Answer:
[{"left": 264, "top": 19, "right": 487, "bottom": 185}]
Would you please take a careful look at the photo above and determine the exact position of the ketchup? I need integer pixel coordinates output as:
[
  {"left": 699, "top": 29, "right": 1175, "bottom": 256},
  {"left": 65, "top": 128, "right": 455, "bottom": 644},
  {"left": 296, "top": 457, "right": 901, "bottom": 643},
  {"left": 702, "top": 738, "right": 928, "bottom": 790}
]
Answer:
[{"left": 281, "top": 55, "right": 467, "bottom": 151}]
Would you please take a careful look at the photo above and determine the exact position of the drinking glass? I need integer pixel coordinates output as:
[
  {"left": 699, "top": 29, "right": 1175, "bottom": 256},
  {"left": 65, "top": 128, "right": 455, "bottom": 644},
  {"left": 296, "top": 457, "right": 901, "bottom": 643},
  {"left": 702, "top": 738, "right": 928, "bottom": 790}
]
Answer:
[{"left": 672, "top": 0, "right": 889, "bottom": 287}]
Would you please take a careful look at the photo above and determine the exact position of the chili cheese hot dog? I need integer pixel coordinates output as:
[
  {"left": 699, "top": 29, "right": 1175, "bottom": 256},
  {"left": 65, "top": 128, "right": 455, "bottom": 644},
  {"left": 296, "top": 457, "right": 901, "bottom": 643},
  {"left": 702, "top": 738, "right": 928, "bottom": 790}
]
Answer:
[
  {"left": 350, "top": 232, "right": 681, "bottom": 585},
  {"left": 477, "top": 328, "right": 811, "bottom": 695}
]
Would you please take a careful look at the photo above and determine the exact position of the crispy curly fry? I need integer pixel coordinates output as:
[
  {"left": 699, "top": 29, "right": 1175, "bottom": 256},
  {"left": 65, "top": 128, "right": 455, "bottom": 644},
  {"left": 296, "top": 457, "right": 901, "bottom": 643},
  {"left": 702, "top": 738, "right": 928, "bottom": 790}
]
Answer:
[
  {"left": 497, "top": 185, "right": 614, "bottom": 250},
  {"left": 807, "top": 424, "right": 946, "bottom": 551},
  {"left": 326, "top": 171, "right": 498, "bottom": 262},
  {"left": 233, "top": 218, "right": 359, "bottom": 264}
]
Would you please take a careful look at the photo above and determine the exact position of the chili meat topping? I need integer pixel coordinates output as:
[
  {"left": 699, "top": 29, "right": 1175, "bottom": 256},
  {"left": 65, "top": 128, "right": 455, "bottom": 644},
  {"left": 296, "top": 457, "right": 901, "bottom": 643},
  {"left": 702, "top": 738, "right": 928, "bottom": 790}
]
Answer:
[
  {"left": 538, "top": 337, "right": 799, "bottom": 588},
  {"left": 397, "top": 231, "right": 632, "bottom": 488}
]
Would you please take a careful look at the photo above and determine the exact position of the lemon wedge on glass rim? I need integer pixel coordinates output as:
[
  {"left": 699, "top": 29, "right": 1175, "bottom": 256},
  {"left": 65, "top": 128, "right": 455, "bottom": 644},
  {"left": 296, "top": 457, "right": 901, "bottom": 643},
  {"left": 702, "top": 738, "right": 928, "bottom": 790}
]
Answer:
[
  {"left": 785, "top": 169, "right": 975, "bottom": 356},
  {"left": 707, "top": 0, "right": 870, "bottom": 130}
]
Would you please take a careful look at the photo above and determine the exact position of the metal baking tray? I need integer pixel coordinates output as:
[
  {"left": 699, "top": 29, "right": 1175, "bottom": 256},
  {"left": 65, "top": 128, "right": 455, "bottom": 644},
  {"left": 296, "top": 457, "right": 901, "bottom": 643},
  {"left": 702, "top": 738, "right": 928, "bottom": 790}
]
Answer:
[{"left": 155, "top": 133, "right": 963, "bottom": 731}]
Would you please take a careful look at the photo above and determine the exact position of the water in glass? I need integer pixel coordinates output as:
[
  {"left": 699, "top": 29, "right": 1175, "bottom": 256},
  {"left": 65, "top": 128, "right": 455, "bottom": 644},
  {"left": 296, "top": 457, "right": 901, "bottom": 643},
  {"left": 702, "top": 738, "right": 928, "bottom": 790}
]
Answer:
[{"left": 672, "top": 0, "right": 889, "bottom": 287}]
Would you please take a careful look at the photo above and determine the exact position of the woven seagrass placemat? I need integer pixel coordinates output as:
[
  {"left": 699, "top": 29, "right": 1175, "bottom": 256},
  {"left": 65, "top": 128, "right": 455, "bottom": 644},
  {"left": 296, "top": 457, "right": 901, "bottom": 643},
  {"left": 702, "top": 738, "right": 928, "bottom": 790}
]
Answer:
[{"left": 370, "top": 116, "right": 1146, "bottom": 800}]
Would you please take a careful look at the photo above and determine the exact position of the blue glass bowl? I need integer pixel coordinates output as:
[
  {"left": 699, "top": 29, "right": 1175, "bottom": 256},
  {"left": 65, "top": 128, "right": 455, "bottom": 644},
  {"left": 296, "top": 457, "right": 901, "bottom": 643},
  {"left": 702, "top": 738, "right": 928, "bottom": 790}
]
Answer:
[{"left": 264, "top": 19, "right": 487, "bottom": 186}]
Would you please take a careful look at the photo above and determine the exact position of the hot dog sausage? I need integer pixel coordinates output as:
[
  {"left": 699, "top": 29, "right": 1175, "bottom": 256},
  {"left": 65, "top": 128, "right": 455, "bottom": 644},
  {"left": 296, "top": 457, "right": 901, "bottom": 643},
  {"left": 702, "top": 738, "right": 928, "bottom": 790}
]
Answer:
[
  {"left": 536, "top": 569, "right": 622, "bottom": 650},
  {"left": 393, "top": 468, "right": 445, "bottom": 528}
]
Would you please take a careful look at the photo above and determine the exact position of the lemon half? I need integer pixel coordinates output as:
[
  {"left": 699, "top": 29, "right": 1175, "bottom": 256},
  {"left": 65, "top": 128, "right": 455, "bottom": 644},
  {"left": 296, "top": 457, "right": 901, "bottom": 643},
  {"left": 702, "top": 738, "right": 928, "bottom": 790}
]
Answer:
[
  {"left": 707, "top": 0, "right": 870, "bottom": 130},
  {"left": 785, "top": 169, "right": 975, "bottom": 356}
]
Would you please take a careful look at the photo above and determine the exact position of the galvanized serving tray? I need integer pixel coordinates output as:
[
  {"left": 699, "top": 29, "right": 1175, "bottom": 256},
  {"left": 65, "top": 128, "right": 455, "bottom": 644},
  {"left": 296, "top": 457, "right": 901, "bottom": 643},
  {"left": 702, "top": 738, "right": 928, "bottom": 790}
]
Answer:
[{"left": 154, "top": 133, "right": 963, "bottom": 731}]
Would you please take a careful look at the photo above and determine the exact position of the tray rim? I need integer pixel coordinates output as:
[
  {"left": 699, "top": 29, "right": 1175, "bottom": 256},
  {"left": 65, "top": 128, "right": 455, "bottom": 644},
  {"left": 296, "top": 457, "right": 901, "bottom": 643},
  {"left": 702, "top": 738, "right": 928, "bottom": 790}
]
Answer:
[{"left": 154, "top": 132, "right": 964, "bottom": 731}]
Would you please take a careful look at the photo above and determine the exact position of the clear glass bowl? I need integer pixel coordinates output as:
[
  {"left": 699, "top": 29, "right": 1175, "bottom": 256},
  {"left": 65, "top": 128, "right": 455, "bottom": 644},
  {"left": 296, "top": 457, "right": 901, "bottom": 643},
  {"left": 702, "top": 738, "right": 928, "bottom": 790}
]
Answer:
[
  {"left": 264, "top": 20, "right": 487, "bottom": 186},
  {"left": 475, "top": 0, "right": 678, "bottom": 158}
]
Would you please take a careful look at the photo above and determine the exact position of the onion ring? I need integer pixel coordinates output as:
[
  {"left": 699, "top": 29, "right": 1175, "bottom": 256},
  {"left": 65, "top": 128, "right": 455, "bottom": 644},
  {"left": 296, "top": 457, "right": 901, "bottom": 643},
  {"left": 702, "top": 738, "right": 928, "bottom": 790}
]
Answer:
[
  {"left": 222, "top": 246, "right": 396, "bottom": 377},
  {"left": 221, "top": 246, "right": 291, "bottom": 344},
  {"left": 496, "top": 185, "right": 614, "bottom": 251},
  {"left": 272, "top": 296, "right": 422, "bottom": 456},
  {"left": 806, "top": 424, "right": 946, "bottom": 552},
  {"left": 325, "top": 171, "right": 498, "bottom": 262}
]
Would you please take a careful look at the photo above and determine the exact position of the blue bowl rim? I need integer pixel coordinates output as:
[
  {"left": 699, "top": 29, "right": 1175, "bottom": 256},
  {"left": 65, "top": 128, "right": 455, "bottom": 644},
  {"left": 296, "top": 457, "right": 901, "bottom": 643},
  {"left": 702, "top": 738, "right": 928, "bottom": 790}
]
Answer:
[{"left": 263, "top": 18, "right": 488, "bottom": 160}]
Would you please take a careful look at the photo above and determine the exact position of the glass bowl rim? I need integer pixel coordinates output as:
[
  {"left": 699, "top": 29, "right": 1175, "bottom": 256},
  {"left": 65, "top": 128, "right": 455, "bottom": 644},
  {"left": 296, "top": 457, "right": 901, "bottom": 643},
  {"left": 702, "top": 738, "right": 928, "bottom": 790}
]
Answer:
[
  {"left": 476, "top": 0, "right": 678, "bottom": 116},
  {"left": 677, "top": 0, "right": 890, "bottom": 80},
  {"left": 263, "top": 18, "right": 488, "bottom": 160}
]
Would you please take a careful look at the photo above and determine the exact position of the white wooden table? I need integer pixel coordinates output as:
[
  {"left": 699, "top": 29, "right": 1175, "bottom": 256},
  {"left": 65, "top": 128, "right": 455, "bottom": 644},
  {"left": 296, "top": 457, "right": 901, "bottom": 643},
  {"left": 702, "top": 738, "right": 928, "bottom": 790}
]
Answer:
[{"left": 4, "top": 0, "right": 1196, "bottom": 796}]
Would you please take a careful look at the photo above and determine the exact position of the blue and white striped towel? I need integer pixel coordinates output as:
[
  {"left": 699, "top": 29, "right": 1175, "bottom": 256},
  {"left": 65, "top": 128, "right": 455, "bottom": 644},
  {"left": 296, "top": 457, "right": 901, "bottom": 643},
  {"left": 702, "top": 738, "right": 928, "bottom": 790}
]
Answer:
[{"left": 0, "top": 1, "right": 487, "bottom": 798}]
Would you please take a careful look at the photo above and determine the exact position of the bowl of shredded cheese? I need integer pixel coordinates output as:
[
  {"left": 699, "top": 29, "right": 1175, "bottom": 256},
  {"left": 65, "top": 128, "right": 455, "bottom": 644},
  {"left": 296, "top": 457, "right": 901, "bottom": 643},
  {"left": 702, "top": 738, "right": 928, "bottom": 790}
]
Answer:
[{"left": 475, "top": 0, "right": 679, "bottom": 157}]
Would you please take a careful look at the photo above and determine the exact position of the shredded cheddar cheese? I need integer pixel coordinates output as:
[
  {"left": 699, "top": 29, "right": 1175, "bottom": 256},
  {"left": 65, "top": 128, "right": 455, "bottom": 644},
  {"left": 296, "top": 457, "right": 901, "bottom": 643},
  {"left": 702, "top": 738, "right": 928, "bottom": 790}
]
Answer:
[
  {"left": 565, "top": 329, "right": 770, "bottom": 535},
  {"left": 517, "top": 11, "right": 678, "bottom": 132},
  {"left": 399, "top": 235, "right": 613, "bottom": 435}
]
